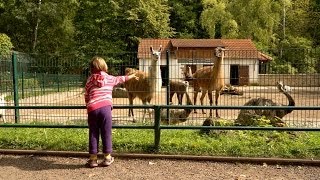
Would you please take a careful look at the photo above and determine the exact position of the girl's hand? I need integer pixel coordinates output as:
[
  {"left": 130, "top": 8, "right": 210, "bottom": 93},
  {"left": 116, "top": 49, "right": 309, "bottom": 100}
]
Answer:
[{"left": 128, "top": 73, "right": 139, "bottom": 80}]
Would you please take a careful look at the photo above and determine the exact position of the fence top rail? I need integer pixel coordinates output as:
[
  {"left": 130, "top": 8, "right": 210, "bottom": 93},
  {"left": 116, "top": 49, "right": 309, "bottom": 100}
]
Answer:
[
  {"left": 0, "top": 105, "right": 320, "bottom": 110},
  {"left": 1, "top": 124, "right": 320, "bottom": 131}
]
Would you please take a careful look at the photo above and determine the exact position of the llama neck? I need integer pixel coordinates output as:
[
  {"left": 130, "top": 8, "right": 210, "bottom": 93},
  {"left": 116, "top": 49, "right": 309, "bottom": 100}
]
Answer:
[
  {"left": 185, "top": 93, "right": 192, "bottom": 115},
  {"left": 214, "top": 57, "right": 223, "bottom": 76},
  {"left": 150, "top": 58, "right": 161, "bottom": 92},
  {"left": 212, "top": 56, "right": 224, "bottom": 85}
]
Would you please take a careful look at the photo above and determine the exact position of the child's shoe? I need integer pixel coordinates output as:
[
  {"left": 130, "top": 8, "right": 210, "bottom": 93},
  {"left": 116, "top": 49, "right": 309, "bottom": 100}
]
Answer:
[
  {"left": 85, "top": 159, "right": 98, "bottom": 168},
  {"left": 100, "top": 156, "right": 114, "bottom": 166}
]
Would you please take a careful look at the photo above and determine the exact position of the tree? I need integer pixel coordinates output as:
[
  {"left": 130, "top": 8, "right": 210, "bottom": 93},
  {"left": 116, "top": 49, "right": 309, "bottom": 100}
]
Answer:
[
  {"left": 200, "top": 0, "right": 238, "bottom": 39},
  {"left": 278, "top": 36, "right": 315, "bottom": 73},
  {"left": 0, "top": 33, "right": 13, "bottom": 56},
  {"left": 0, "top": 0, "right": 78, "bottom": 53},
  {"left": 228, "top": 0, "right": 282, "bottom": 49},
  {"left": 168, "top": 0, "right": 209, "bottom": 38},
  {"left": 309, "top": 0, "right": 320, "bottom": 46},
  {"left": 74, "top": 0, "right": 174, "bottom": 54},
  {"left": 285, "top": 0, "right": 311, "bottom": 39}
]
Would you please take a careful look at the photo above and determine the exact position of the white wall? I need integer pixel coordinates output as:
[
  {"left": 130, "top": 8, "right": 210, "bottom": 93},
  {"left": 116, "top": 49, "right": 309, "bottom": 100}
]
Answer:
[
  {"left": 139, "top": 58, "right": 259, "bottom": 86},
  {"left": 223, "top": 59, "right": 259, "bottom": 85},
  {"left": 162, "top": 58, "right": 184, "bottom": 80}
]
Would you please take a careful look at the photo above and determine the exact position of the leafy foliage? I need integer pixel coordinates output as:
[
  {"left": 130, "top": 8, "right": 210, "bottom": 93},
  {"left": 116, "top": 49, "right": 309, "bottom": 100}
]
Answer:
[
  {"left": 0, "top": 33, "right": 13, "bottom": 56},
  {"left": 74, "top": 0, "right": 173, "bottom": 55},
  {"left": 269, "top": 61, "right": 298, "bottom": 74},
  {"left": 0, "top": 0, "right": 320, "bottom": 72},
  {"left": 168, "top": 0, "right": 208, "bottom": 38},
  {"left": 0, "top": 0, "right": 78, "bottom": 53}
]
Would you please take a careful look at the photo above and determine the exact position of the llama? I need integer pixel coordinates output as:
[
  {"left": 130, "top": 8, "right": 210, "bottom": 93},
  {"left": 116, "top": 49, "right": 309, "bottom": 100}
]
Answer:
[
  {"left": 0, "top": 95, "right": 6, "bottom": 123},
  {"left": 161, "top": 91, "right": 193, "bottom": 125},
  {"left": 123, "top": 46, "right": 162, "bottom": 123},
  {"left": 184, "top": 66, "right": 194, "bottom": 82},
  {"left": 186, "top": 47, "right": 225, "bottom": 117},
  {"left": 235, "top": 81, "right": 295, "bottom": 126},
  {"left": 169, "top": 80, "right": 189, "bottom": 105}
]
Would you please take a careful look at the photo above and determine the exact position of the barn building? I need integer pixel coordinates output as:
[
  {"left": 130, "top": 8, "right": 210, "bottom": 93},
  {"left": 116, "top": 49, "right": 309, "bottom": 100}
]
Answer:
[{"left": 137, "top": 39, "right": 272, "bottom": 88}]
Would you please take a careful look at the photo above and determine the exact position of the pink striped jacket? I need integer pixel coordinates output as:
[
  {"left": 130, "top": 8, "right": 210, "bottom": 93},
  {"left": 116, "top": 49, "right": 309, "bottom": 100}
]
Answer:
[{"left": 85, "top": 71, "right": 128, "bottom": 112}]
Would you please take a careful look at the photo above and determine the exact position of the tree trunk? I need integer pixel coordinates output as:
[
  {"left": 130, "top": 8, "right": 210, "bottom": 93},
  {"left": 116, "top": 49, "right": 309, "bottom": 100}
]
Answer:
[{"left": 32, "top": 0, "right": 42, "bottom": 52}]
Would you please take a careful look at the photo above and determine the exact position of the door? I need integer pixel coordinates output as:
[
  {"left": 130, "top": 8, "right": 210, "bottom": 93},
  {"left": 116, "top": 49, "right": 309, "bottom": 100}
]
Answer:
[
  {"left": 160, "top": 65, "right": 168, "bottom": 87},
  {"left": 230, "top": 65, "right": 239, "bottom": 85},
  {"left": 239, "top": 65, "right": 249, "bottom": 85}
]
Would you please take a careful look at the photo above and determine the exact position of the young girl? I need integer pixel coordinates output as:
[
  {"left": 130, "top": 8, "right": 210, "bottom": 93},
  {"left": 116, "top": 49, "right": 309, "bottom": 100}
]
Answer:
[{"left": 84, "top": 56, "right": 138, "bottom": 168}]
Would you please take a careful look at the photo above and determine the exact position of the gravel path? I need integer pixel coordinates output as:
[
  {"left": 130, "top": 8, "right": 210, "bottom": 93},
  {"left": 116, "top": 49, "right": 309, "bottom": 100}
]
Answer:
[{"left": 0, "top": 155, "right": 319, "bottom": 180}]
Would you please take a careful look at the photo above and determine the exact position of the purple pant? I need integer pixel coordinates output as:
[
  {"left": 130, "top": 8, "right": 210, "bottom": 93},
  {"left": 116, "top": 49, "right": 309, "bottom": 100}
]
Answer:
[{"left": 87, "top": 106, "right": 112, "bottom": 154}]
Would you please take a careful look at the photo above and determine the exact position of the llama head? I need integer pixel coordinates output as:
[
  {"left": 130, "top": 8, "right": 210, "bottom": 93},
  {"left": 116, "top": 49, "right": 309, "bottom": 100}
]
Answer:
[
  {"left": 184, "top": 66, "right": 194, "bottom": 81},
  {"left": 125, "top": 68, "right": 136, "bottom": 75},
  {"left": 183, "top": 81, "right": 189, "bottom": 87},
  {"left": 214, "top": 47, "right": 225, "bottom": 58},
  {"left": 150, "top": 45, "right": 162, "bottom": 61}
]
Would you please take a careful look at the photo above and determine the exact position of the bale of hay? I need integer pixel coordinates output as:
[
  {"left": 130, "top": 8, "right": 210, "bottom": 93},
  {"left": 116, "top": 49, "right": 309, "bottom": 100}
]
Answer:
[{"left": 220, "top": 85, "right": 243, "bottom": 95}]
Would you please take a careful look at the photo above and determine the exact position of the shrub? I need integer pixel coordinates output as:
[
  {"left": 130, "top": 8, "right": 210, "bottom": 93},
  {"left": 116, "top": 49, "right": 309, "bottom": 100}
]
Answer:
[
  {"left": 19, "top": 78, "right": 40, "bottom": 89},
  {"left": 0, "top": 33, "right": 13, "bottom": 56}
]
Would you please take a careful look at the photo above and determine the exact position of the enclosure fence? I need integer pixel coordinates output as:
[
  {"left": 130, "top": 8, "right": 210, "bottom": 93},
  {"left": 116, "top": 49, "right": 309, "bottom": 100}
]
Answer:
[{"left": 0, "top": 49, "right": 320, "bottom": 131}]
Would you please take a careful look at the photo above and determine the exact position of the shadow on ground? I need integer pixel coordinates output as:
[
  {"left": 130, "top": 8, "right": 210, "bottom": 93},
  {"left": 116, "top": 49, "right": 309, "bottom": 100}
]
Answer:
[{"left": 0, "top": 156, "right": 84, "bottom": 171}]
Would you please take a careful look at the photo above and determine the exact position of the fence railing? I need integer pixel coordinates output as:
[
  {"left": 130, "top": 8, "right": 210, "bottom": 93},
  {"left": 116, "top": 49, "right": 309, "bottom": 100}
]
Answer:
[
  {"left": 1, "top": 105, "right": 320, "bottom": 150},
  {"left": 1, "top": 49, "right": 320, "bottom": 130}
]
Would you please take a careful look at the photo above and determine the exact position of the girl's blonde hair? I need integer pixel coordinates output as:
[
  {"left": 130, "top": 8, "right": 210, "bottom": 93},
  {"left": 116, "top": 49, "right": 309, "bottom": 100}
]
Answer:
[{"left": 90, "top": 56, "right": 108, "bottom": 73}]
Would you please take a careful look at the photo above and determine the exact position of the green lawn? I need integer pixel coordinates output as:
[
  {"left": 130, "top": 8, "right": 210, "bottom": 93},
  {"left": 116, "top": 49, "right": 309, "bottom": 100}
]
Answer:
[{"left": 0, "top": 128, "right": 319, "bottom": 159}]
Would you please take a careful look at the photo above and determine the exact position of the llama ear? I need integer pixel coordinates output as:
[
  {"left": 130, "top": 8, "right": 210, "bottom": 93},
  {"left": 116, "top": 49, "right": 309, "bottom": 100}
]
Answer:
[
  {"left": 159, "top": 45, "right": 162, "bottom": 52},
  {"left": 150, "top": 46, "right": 153, "bottom": 52}
]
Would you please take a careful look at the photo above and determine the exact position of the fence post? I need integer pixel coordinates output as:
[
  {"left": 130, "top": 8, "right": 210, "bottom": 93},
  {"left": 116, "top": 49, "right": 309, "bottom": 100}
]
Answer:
[
  {"left": 57, "top": 73, "right": 60, "bottom": 92},
  {"left": 11, "top": 52, "right": 20, "bottom": 123},
  {"left": 166, "top": 50, "right": 170, "bottom": 124},
  {"left": 21, "top": 71, "right": 24, "bottom": 99},
  {"left": 154, "top": 105, "right": 161, "bottom": 151},
  {"left": 42, "top": 73, "right": 45, "bottom": 93}
]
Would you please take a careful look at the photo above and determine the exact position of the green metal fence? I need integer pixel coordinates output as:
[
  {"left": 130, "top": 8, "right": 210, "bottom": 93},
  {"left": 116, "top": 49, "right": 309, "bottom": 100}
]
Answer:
[
  {"left": 1, "top": 48, "right": 320, "bottom": 150},
  {"left": 0, "top": 49, "right": 320, "bottom": 130}
]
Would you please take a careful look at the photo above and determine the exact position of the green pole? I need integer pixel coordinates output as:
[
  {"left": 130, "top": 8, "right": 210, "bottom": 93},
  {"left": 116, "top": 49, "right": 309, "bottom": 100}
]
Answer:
[
  {"left": 42, "top": 73, "right": 45, "bottom": 93},
  {"left": 21, "top": 71, "right": 24, "bottom": 99},
  {"left": 154, "top": 106, "right": 161, "bottom": 151},
  {"left": 12, "top": 52, "right": 20, "bottom": 123},
  {"left": 57, "top": 73, "right": 60, "bottom": 92},
  {"left": 166, "top": 50, "right": 170, "bottom": 124}
]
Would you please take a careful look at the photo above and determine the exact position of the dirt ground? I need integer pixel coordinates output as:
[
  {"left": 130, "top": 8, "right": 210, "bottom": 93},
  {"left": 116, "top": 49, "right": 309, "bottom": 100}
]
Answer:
[
  {"left": 0, "top": 154, "right": 319, "bottom": 180},
  {"left": 1, "top": 87, "right": 320, "bottom": 179},
  {"left": 2, "top": 86, "right": 320, "bottom": 127}
]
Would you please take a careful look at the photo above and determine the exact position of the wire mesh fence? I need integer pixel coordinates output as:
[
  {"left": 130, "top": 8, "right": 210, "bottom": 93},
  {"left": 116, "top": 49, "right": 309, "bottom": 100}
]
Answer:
[{"left": 0, "top": 46, "right": 320, "bottom": 128}]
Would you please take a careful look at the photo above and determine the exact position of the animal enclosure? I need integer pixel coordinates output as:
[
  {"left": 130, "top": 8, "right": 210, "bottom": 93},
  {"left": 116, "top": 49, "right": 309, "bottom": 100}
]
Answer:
[{"left": 0, "top": 47, "right": 320, "bottom": 128}]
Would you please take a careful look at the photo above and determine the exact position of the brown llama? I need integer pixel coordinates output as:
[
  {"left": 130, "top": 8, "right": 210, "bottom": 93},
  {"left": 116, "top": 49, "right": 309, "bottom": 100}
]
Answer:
[
  {"left": 123, "top": 46, "right": 162, "bottom": 123},
  {"left": 161, "top": 92, "right": 193, "bottom": 125},
  {"left": 185, "top": 47, "right": 225, "bottom": 117},
  {"left": 235, "top": 81, "right": 295, "bottom": 127},
  {"left": 169, "top": 80, "right": 189, "bottom": 105}
]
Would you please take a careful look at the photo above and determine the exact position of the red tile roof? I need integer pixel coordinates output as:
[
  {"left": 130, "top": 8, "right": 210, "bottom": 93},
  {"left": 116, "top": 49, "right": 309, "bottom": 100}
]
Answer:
[
  {"left": 137, "top": 39, "right": 172, "bottom": 59},
  {"left": 137, "top": 38, "right": 272, "bottom": 61},
  {"left": 171, "top": 39, "right": 225, "bottom": 48},
  {"left": 222, "top": 39, "right": 272, "bottom": 61},
  {"left": 258, "top": 52, "right": 273, "bottom": 61},
  {"left": 221, "top": 39, "right": 256, "bottom": 50}
]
